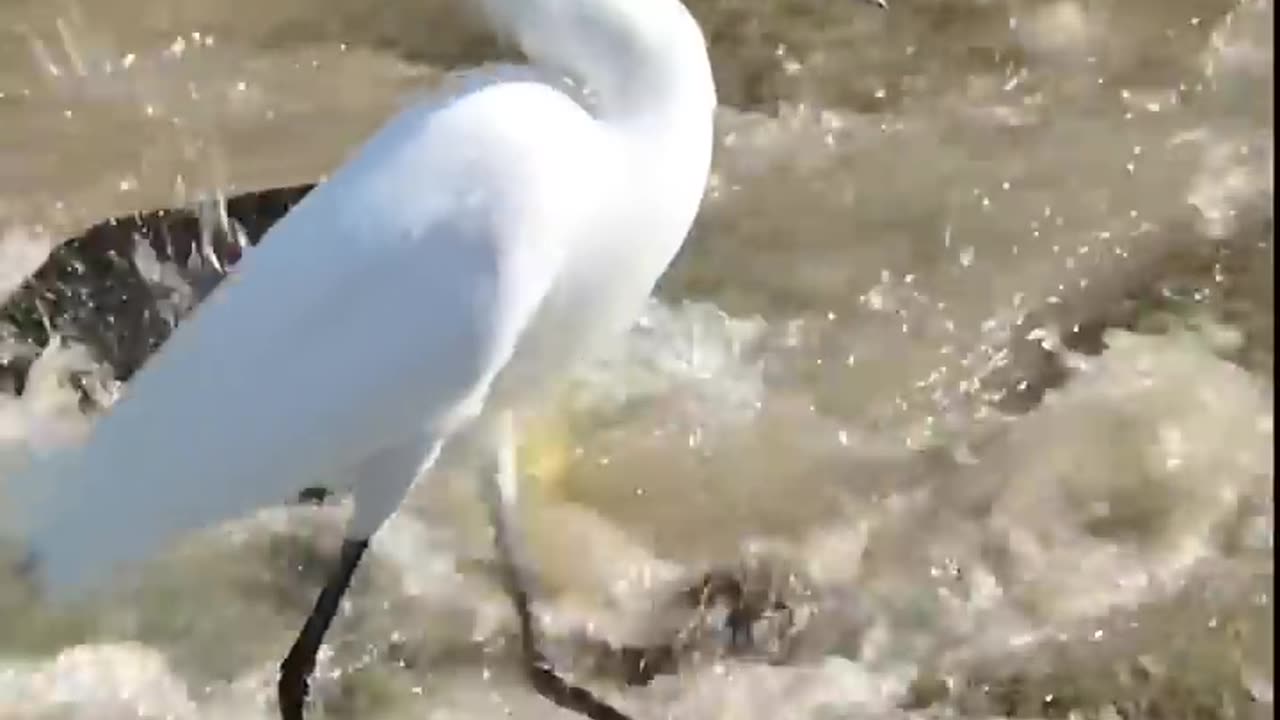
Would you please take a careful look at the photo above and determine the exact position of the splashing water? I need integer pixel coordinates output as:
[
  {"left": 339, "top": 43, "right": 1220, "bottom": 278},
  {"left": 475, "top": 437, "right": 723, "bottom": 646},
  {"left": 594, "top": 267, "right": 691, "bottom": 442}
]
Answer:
[{"left": 0, "top": 0, "right": 1273, "bottom": 717}]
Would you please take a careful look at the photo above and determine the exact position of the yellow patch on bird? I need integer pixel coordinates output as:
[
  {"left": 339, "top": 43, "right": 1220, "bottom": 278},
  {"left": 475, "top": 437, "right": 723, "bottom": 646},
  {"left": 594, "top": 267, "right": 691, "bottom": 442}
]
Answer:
[{"left": 515, "top": 406, "right": 579, "bottom": 502}]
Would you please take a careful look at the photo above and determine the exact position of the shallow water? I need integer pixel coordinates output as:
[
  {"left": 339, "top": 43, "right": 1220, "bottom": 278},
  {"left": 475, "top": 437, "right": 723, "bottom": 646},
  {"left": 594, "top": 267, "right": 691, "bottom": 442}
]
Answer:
[{"left": 0, "top": 0, "right": 1273, "bottom": 718}]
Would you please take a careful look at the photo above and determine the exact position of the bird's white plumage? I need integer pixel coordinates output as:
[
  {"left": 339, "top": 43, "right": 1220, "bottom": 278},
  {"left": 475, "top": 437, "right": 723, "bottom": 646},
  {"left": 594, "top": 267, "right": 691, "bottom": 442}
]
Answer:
[{"left": 11, "top": 0, "right": 716, "bottom": 599}]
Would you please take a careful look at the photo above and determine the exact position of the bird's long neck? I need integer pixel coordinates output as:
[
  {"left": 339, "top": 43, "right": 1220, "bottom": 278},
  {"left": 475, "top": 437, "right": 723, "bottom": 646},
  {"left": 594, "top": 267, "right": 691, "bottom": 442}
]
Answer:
[{"left": 481, "top": 0, "right": 716, "bottom": 127}]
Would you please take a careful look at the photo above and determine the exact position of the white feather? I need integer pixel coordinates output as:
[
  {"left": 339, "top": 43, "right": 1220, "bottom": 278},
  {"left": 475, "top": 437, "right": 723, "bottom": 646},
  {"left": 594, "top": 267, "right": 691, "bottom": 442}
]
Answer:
[{"left": 10, "top": 0, "right": 716, "bottom": 600}]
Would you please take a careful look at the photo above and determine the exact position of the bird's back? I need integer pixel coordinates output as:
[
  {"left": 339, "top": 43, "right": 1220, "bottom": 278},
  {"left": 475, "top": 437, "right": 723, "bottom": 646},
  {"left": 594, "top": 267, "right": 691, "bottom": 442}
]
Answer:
[{"left": 13, "top": 77, "right": 612, "bottom": 596}]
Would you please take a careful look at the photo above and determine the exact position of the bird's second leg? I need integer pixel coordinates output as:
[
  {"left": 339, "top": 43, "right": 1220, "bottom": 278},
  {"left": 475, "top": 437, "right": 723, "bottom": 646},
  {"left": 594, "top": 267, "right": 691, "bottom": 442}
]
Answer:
[
  {"left": 482, "top": 412, "right": 633, "bottom": 720},
  {"left": 278, "top": 537, "right": 368, "bottom": 720}
]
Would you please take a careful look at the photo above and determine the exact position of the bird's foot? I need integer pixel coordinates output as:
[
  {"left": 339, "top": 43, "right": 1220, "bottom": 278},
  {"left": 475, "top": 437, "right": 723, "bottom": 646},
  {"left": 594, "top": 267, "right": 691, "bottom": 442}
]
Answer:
[
  {"left": 276, "top": 661, "right": 311, "bottom": 720},
  {"left": 524, "top": 648, "right": 635, "bottom": 720}
]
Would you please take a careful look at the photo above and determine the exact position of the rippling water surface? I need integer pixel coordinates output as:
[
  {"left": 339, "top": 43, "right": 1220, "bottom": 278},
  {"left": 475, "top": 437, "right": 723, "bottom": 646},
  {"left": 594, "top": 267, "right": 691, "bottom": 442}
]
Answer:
[{"left": 0, "top": 0, "right": 1273, "bottom": 718}]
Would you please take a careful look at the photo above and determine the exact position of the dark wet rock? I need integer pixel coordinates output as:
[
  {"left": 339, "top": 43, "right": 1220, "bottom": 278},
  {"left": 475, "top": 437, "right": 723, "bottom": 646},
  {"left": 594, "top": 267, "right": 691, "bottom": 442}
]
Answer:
[
  {"left": 979, "top": 215, "right": 1274, "bottom": 413},
  {"left": 1, "top": 184, "right": 314, "bottom": 388},
  {"left": 2, "top": 183, "right": 1270, "bottom": 420}
]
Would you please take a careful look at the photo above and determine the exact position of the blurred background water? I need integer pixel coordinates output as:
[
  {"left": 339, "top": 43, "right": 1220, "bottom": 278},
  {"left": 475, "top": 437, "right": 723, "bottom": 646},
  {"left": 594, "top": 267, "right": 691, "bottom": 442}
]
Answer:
[{"left": 0, "top": 0, "right": 1273, "bottom": 718}]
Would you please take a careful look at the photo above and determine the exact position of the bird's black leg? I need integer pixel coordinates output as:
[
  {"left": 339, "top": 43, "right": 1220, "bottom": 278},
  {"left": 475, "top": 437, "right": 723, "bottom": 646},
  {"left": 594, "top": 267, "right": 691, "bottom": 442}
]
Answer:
[
  {"left": 295, "top": 486, "right": 332, "bottom": 506},
  {"left": 485, "top": 476, "right": 633, "bottom": 720},
  {"left": 278, "top": 537, "right": 369, "bottom": 720}
]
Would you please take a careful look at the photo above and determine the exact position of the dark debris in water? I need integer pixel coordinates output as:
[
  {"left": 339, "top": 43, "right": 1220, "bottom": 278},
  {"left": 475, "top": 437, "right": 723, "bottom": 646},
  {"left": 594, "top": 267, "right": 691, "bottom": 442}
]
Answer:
[{"left": 574, "top": 553, "right": 826, "bottom": 688}]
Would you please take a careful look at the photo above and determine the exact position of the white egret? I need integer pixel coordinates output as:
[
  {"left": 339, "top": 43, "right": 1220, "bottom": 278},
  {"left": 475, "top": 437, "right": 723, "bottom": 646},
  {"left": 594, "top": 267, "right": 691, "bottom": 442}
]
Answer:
[{"left": 8, "top": 0, "right": 884, "bottom": 718}]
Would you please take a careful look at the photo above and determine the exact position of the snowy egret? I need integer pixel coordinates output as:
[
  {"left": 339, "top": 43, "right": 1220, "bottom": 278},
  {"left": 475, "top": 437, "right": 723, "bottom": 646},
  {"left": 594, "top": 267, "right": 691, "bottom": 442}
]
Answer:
[{"left": 9, "top": 0, "right": 884, "bottom": 718}]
